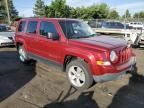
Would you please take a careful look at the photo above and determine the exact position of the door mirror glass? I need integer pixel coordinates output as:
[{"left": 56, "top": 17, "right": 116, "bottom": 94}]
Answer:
[
  {"left": 47, "top": 32, "right": 53, "bottom": 39},
  {"left": 47, "top": 32, "right": 59, "bottom": 40}
]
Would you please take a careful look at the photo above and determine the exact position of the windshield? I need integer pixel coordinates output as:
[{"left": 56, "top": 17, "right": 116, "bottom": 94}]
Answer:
[{"left": 59, "top": 20, "right": 96, "bottom": 39}]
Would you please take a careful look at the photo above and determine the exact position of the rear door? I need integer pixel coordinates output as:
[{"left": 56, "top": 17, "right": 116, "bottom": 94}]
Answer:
[
  {"left": 24, "top": 20, "right": 39, "bottom": 54},
  {"left": 15, "top": 20, "right": 26, "bottom": 38}
]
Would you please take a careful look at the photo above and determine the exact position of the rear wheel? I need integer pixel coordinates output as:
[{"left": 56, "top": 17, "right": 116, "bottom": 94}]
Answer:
[
  {"left": 66, "top": 59, "right": 93, "bottom": 91},
  {"left": 18, "top": 45, "right": 30, "bottom": 64}
]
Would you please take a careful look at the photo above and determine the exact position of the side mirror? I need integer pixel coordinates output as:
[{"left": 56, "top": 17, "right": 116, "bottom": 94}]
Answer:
[
  {"left": 47, "top": 32, "right": 53, "bottom": 39},
  {"left": 47, "top": 32, "right": 59, "bottom": 40}
]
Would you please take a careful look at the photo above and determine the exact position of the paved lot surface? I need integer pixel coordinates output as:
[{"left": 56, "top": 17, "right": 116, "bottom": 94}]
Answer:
[{"left": 0, "top": 47, "right": 144, "bottom": 108}]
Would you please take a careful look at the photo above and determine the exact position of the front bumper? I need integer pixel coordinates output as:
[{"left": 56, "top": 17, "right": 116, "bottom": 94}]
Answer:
[
  {"left": 0, "top": 40, "right": 14, "bottom": 47},
  {"left": 1, "top": 42, "right": 14, "bottom": 46},
  {"left": 93, "top": 56, "right": 136, "bottom": 83}
]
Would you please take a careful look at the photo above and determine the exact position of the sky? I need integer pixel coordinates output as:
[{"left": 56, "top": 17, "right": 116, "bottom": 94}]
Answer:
[{"left": 13, "top": 0, "right": 144, "bottom": 17}]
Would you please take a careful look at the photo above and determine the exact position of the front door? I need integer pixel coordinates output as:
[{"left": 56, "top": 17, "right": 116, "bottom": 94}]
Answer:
[{"left": 37, "top": 21, "right": 62, "bottom": 63}]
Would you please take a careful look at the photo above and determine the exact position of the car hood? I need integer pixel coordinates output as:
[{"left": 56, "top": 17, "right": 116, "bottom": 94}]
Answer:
[
  {"left": 0, "top": 32, "right": 15, "bottom": 37},
  {"left": 68, "top": 35, "right": 127, "bottom": 50}
]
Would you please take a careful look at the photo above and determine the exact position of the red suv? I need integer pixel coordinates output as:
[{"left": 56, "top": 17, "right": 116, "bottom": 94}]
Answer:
[{"left": 15, "top": 18, "right": 136, "bottom": 90}]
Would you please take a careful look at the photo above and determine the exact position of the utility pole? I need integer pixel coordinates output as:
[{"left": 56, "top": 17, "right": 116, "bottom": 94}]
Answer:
[{"left": 5, "top": 0, "right": 10, "bottom": 24}]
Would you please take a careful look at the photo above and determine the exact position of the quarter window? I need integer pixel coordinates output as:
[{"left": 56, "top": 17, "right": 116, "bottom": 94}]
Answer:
[
  {"left": 18, "top": 21, "right": 26, "bottom": 32},
  {"left": 26, "top": 21, "right": 38, "bottom": 34}
]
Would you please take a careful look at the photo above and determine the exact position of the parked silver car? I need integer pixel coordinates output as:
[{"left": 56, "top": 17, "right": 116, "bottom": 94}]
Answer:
[{"left": 0, "top": 31, "right": 15, "bottom": 47}]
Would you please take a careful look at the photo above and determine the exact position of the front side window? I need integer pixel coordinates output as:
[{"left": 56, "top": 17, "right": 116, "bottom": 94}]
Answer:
[
  {"left": 26, "top": 21, "right": 38, "bottom": 34},
  {"left": 18, "top": 21, "right": 26, "bottom": 32},
  {"left": 59, "top": 20, "right": 96, "bottom": 39},
  {"left": 40, "top": 21, "right": 58, "bottom": 37}
]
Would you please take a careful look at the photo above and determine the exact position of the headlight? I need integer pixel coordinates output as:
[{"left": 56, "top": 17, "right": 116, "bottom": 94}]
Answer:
[{"left": 110, "top": 50, "right": 118, "bottom": 63}]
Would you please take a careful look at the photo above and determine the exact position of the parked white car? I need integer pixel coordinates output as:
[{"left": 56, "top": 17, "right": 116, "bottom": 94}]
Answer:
[
  {"left": 127, "top": 22, "right": 144, "bottom": 29},
  {"left": 0, "top": 32, "right": 15, "bottom": 47}
]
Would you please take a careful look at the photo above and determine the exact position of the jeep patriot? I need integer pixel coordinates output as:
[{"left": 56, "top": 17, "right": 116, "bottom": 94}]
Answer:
[{"left": 15, "top": 18, "right": 136, "bottom": 90}]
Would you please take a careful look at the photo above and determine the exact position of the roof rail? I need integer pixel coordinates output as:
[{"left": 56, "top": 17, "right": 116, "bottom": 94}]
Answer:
[{"left": 14, "top": 16, "right": 48, "bottom": 21}]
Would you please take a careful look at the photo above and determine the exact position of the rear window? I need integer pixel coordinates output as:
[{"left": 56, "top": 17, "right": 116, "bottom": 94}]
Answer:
[
  {"left": 18, "top": 21, "right": 26, "bottom": 32},
  {"left": 26, "top": 21, "right": 38, "bottom": 34}
]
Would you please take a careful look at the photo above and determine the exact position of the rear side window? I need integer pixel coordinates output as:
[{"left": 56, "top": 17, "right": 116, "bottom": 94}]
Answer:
[
  {"left": 40, "top": 21, "right": 58, "bottom": 37},
  {"left": 26, "top": 21, "right": 38, "bottom": 34},
  {"left": 18, "top": 21, "right": 26, "bottom": 32}
]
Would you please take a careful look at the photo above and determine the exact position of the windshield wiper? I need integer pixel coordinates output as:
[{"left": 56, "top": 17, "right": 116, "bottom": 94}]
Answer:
[
  {"left": 69, "top": 36, "right": 80, "bottom": 39},
  {"left": 69, "top": 34, "right": 96, "bottom": 39},
  {"left": 80, "top": 34, "right": 97, "bottom": 38},
  {"left": 69, "top": 36, "right": 89, "bottom": 39},
  {"left": 88, "top": 34, "right": 96, "bottom": 37}
]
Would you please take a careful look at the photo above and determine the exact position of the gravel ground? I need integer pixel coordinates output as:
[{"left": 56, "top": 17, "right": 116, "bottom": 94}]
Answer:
[{"left": 0, "top": 47, "right": 144, "bottom": 108}]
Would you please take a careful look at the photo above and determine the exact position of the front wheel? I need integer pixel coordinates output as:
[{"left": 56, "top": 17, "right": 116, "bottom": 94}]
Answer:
[{"left": 66, "top": 59, "right": 93, "bottom": 91}]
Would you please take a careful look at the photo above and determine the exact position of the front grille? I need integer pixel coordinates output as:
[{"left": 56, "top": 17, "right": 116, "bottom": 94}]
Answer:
[
  {"left": 119, "top": 48, "right": 131, "bottom": 63},
  {"left": 1, "top": 42, "right": 14, "bottom": 46}
]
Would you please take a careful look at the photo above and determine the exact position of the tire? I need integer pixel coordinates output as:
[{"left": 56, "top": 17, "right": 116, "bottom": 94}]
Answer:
[
  {"left": 66, "top": 59, "right": 93, "bottom": 91},
  {"left": 18, "top": 45, "right": 30, "bottom": 64},
  {"left": 131, "top": 64, "right": 137, "bottom": 75},
  {"left": 132, "top": 44, "right": 140, "bottom": 48}
]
